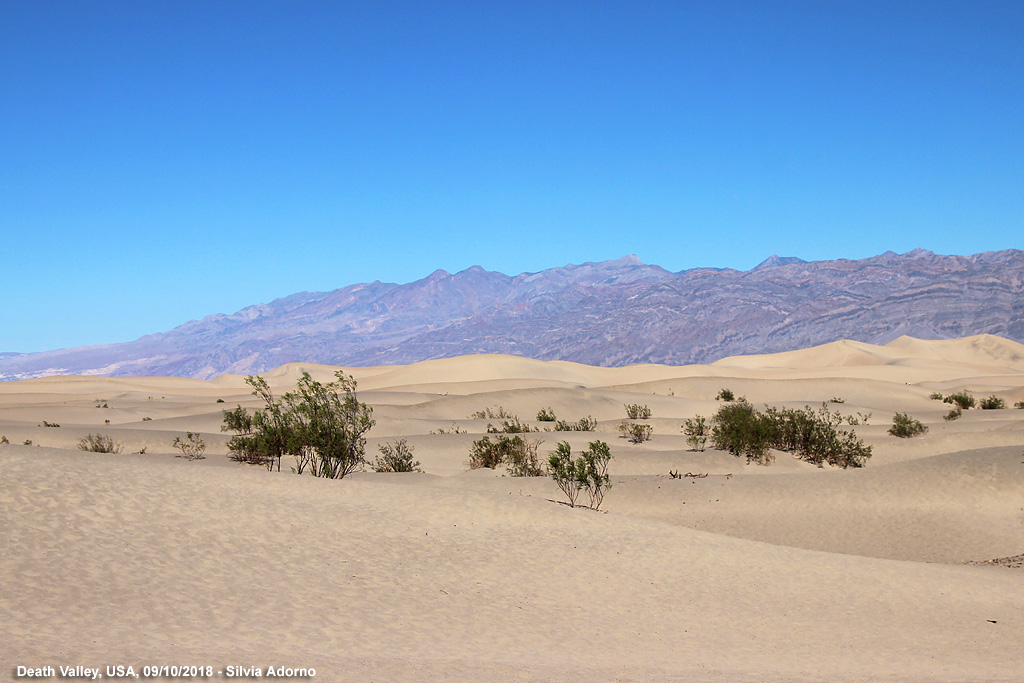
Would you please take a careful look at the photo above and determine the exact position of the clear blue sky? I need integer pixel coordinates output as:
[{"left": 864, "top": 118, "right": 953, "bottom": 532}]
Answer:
[{"left": 2, "top": 1, "right": 1021, "bottom": 352}]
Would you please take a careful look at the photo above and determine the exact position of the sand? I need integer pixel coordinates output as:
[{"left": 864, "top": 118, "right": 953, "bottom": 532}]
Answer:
[{"left": 2, "top": 334, "right": 1023, "bottom": 682}]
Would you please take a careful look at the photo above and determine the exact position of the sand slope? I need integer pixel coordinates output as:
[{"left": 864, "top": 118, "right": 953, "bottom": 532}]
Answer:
[{"left": 2, "top": 335, "right": 1023, "bottom": 681}]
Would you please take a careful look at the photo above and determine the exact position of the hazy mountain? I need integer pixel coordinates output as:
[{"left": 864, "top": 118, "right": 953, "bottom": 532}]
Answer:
[{"left": 1, "top": 249, "right": 1022, "bottom": 380}]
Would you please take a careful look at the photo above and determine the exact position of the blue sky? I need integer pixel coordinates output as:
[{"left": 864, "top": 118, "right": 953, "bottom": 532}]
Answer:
[{"left": 2, "top": 1, "right": 1021, "bottom": 352}]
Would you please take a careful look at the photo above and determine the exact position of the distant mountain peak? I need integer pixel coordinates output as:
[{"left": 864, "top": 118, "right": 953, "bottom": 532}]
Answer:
[{"left": 752, "top": 254, "right": 807, "bottom": 270}]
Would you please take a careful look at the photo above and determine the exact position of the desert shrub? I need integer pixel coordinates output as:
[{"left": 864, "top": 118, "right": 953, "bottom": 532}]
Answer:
[
  {"left": 889, "top": 412, "right": 928, "bottom": 438},
  {"left": 372, "top": 439, "right": 422, "bottom": 473},
  {"left": 486, "top": 416, "right": 537, "bottom": 434},
  {"left": 0, "top": 435, "right": 8, "bottom": 444},
  {"left": 682, "top": 415, "right": 709, "bottom": 451},
  {"left": 137, "top": 446, "right": 148, "bottom": 454},
  {"left": 944, "top": 407, "right": 962, "bottom": 421},
  {"left": 830, "top": 397, "right": 845, "bottom": 404},
  {"left": 715, "top": 388, "right": 735, "bottom": 402},
  {"left": 78, "top": 433, "right": 122, "bottom": 454},
  {"left": 554, "top": 415, "right": 597, "bottom": 431},
  {"left": 711, "top": 399, "right": 773, "bottom": 464},
  {"left": 172, "top": 432, "right": 207, "bottom": 460},
  {"left": 430, "top": 422, "right": 467, "bottom": 434},
  {"left": 943, "top": 391, "right": 975, "bottom": 410},
  {"left": 1016, "top": 401, "right": 1024, "bottom": 409},
  {"left": 536, "top": 407, "right": 557, "bottom": 422},
  {"left": 929, "top": 392, "right": 944, "bottom": 400},
  {"left": 624, "top": 403, "right": 652, "bottom": 419},
  {"left": 23, "top": 439, "right": 32, "bottom": 446},
  {"left": 762, "top": 403, "right": 872, "bottom": 468},
  {"left": 216, "top": 398, "right": 225, "bottom": 403},
  {"left": 221, "top": 372, "right": 374, "bottom": 478},
  {"left": 41, "top": 420, "right": 59, "bottom": 428},
  {"left": 470, "top": 405, "right": 512, "bottom": 420},
  {"left": 980, "top": 395, "right": 1006, "bottom": 410},
  {"left": 467, "top": 434, "right": 544, "bottom": 476},
  {"left": 547, "top": 440, "right": 613, "bottom": 510},
  {"left": 618, "top": 422, "right": 653, "bottom": 443},
  {"left": 141, "top": 416, "right": 152, "bottom": 422}
]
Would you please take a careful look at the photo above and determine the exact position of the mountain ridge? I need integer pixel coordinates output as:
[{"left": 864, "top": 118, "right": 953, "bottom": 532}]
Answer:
[{"left": 2, "top": 248, "right": 1022, "bottom": 380}]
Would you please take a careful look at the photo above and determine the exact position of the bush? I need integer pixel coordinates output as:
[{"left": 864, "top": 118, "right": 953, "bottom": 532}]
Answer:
[
  {"left": 41, "top": 420, "right": 59, "bottom": 428},
  {"left": 536, "top": 407, "right": 557, "bottom": 422},
  {"left": 430, "top": 422, "right": 467, "bottom": 434},
  {"left": 486, "top": 416, "right": 536, "bottom": 433},
  {"left": 929, "top": 392, "right": 944, "bottom": 400},
  {"left": 467, "top": 434, "right": 544, "bottom": 476},
  {"left": 715, "top": 388, "right": 735, "bottom": 402},
  {"left": 0, "top": 435, "right": 8, "bottom": 444},
  {"left": 1016, "top": 401, "right": 1024, "bottom": 409},
  {"left": 980, "top": 396, "right": 1006, "bottom": 410},
  {"left": 711, "top": 399, "right": 773, "bottom": 464},
  {"left": 618, "top": 422, "right": 653, "bottom": 443},
  {"left": 553, "top": 415, "right": 597, "bottom": 432},
  {"left": 221, "top": 372, "right": 375, "bottom": 478},
  {"left": 470, "top": 405, "right": 512, "bottom": 420},
  {"left": 944, "top": 407, "right": 962, "bottom": 421},
  {"left": 624, "top": 403, "right": 652, "bottom": 419},
  {"left": 78, "top": 433, "right": 122, "bottom": 453},
  {"left": 943, "top": 391, "right": 975, "bottom": 410},
  {"left": 172, "top": 432, "right": 207, "bottom": 460},
  {"left": 889, "top": 412, "right": 928, "bottom": 438},
  {"left": 216, "top": 398, "right": 225, "bottom": 403},
  {"left": 682, "top": 415, "right": 708, "bottom": 451},
  {"left": 372, "top": 439, "right": 422, "bottom": 472},
  {"left": 547, "top": 440, "right": 612, "bottom": 510}
]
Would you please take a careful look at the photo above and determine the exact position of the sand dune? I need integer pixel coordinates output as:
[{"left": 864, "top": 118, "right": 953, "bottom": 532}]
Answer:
[{"left": 2, "top": 336, "right": 1023, "bottom": 681}]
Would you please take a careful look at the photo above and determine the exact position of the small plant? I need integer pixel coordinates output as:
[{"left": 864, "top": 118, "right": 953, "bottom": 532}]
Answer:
[
  {"left": 104, "top": 419, "right": 110, "bottom": 424},
  {"left": 943, "top": 391, "right": 976, "bottom": 410},
  {"left": 929, "top": 392, "right": 944, "bottom": 400},
  {"left": 547, "top": 440, "right": 613, "bottom": 510},
  {"left": 372, "top": 439, "right": 422, "bottom": 473},
  {"left": 682, "top": 415, "right": 709, "bottom": 451},
  {"left": 944, "top": 407, "right": 962, "bottom": 421},
  {"left": 137, "top": 446, "right": 148, "bottom": 454},
  {"left": 467, "top": 434, "right": 544, "bottom": 476},
  {"left": 470, "top": 405, "right": 513, "bottom": 420},
  {"left": 430, "top": 422, "right": 467, "bottom": 435},
  {"left": 889, "top": 412, "right": 928, "bottom": 438},
  {"left": 618, "top": 422, "right": 653, "bottom": 443},
  {"left": 624, "top": 403, "right": 652, "bottom": 419},
  {"left": 142, "top": 416, "right": 153, "bottom": 422},
  {"left": 553, "top": 416, "right": 597, "bottom": 432},
  {"left": 172, "top": 432, "right": 207, "bottom": 460},
  {"left": 830, "top": 397, "right": 845, "bottom": 404},
  {"left": 980, "top": 396, "right": 1006, "bottom": 410},
  {"left": 0, "top": 435, "right": 8, "bottom": 444},
  {"left": 23, "top": 439, "right": 32, "bottom": 446},
  {"left": 536, "top": 407, "right": 557, "bottom": 422},
  {"left": 78, "top": 433, "right": 122, "bottom": 453},
  {"left": 1016, "top": 401, "right": 1024, "bottom": 409},
  {"left": 216, "top": 398, "right": 225, "bottom": 403},
  {"left": 486, "top": 416, "right": 537, "bottom": 434},
  {"left": 715, "top": 388, "right": 735, "bottom": 402},
  {"left": 41, "top": 420, "right": 60, "bottom": 428},
  {"left": 95, "top": 401, "right": 109, "bottom": 409}
]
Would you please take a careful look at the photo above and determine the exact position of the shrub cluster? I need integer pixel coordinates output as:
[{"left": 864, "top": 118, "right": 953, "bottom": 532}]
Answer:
[
  {"left": 536, "top": 407, "right": 557, "bottom": 422},
  {"left": 618, "top": 422, "right": 653, "bottom": 443},
  {"left": 624, "top": 403, "right": 652, "bottom": 419},
  {"left": 708, "top": 400, "right": 872, "bottom": 468},
  {"left": 553, "top": 415, "right": 597, "bottom": 432},
  {"left": 467, "top": 434, "right": 544, "bottom": 476},
  {"left": 889, "top": 412, "right": 928, "bottom": 438},
  {"left": 682, "top": 415, "right": 709, "bottom": 451},
  {"left": 980, "top": 395, "right": 1006, "bottom": 410},
  {"left": 78, "top": 433, "right": 123, "bottom": 454},
  {"left": 943, "top": 391, "right": 976, "bottom": 410},
  {"left": 221, "top": 372, "right": 375, "bottom": 478},
  {"left": 486, "top": 416, "right": 537, "bottom": 434},
  {"left": 470, "top": 405, "right": 513, "bottom": 420},
  {"left": 547, "top": 440, "right": 612, "bottom": 510},
  {"left": 372, "top": 439, "right": 422, "bottom": 473}
]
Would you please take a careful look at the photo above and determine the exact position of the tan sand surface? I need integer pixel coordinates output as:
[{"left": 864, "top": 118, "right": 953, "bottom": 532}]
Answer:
[{"left": 2, "top": 335, "right": 1023, "bottom": 681}]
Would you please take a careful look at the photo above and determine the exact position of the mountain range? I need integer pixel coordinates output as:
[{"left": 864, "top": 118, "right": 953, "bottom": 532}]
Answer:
[{"left": 2, "top": 248, "right": 1022, "bottom": 380}]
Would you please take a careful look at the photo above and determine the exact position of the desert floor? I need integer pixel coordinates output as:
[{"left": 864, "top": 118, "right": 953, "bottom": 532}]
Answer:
[{"left": 2, "top": 334, "right": 1023, "bottom": 682}]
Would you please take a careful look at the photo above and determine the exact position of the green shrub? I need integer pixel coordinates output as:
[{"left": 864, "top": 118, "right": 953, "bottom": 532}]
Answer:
[
  {"left": 944, "top": 408, "right": 962, "bottom": 421},
  {"left": 889, "top": 412, "right": 928, "bottom": 438},
  {"left": 618, "top": 422, "right": 653, "bottom": 444},
  {"left": 486, "top": 416, "right": 536, "bottom": 434},
  {"left": 943, "top": 391, "right": 975, "bottom": 410},
  {"left": 1016, "top": 401, "right": 1024, "bottom": 409},
  {"left": 142, "top": 416, "right": 152, "bottom": 422},
  {"left": 711, "top": 399, "right": 773, "bottom": 464},
  {"left": 624, "top": 403, "right": 652, "bottom": 419},
  {"left": 470, "top": 405, "right": 512, "bottom": 420},
  {"left": 682, "top": 415, "right": 708, "bottom": 452},
  {"left": 172, "top": 432, "right": 207, "bottom": 460},
  {"left": 78, "top": 433, "right": 122, "bottom": 453},
  {"left": 467, "top": 434, "right": 544, "bottom": 476},
  {"left": 547, "top": 440, "right": 612, "bottom": 510},
  {"left": 715, "top": 388, "right": 735, "bottom": 402},
  {"left": 216, "top": 398, "right": 225, "bottom": 403},
  {"left": 372, "top": 439, "right": 422, "bottom": 473},
  {"left": 980, "top": 396, "right": 1006, "bottom": 410},
  {"left": 23, "top": 439, "right": 32, "bottom": 446},
  {"left": 41, "top": 420, "right": 60, "bottom": 428},
  {"left": 221, "top": 372, "right": 374, "bottom": 478},
  {"left": 536, "top": 407, "right": 557, "bottom": 422},
  {"left": 553, "top": 415, "right": 597, "bottom": 432},
  {"left": 929, "top": 392, "right": 944, "bottom": 400},
  {"left": 830, "top": 397, "right": 845, "bottom": 404},
  {"left": 0, "top": 435, "right": 8, "bottom": 444}
]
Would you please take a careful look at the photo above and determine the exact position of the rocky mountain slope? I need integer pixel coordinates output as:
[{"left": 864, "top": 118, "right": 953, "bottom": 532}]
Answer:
[{"left": 2, "top": 249, "right": 1022, "bottom": 380}]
